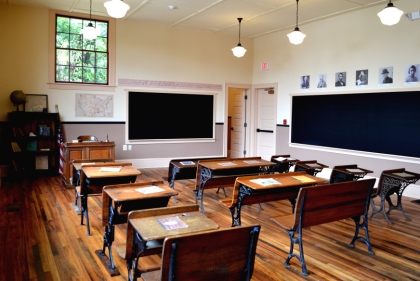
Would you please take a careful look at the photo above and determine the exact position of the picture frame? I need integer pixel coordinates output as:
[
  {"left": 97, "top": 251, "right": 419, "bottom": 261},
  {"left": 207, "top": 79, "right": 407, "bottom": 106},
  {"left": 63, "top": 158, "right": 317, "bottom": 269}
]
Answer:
[{"left": 25, "top": 94, "right": 48, "bottom": 112}]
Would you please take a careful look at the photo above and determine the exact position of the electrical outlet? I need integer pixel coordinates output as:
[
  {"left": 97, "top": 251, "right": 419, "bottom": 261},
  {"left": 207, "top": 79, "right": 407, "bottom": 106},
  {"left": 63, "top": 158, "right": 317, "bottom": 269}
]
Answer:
[
  {"left": 128, "top": 145, "right": 132, "bottom": 150},
  {"left": 123, "top": 145, "right": 127, "bottom": 150}
]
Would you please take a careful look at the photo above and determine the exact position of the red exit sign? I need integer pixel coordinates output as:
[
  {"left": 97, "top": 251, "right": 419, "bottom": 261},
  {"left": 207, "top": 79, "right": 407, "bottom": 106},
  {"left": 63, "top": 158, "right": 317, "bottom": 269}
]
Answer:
[{"left": 261, "top": 62, "right": 269, "bottom": 70}]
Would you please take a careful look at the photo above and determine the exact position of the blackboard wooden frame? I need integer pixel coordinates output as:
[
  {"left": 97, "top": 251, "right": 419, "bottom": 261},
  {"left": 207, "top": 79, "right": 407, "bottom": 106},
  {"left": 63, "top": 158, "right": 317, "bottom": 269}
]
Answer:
[{"left": 290, "top": 89, "right": 420, "bottom": 163}]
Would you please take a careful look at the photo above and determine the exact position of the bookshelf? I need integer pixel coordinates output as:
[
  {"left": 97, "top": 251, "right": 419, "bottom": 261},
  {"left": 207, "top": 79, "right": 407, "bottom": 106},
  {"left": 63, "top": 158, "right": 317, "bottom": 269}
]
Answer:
[{"left": 8, "top": 112, "right": 59, "bottom": 176}]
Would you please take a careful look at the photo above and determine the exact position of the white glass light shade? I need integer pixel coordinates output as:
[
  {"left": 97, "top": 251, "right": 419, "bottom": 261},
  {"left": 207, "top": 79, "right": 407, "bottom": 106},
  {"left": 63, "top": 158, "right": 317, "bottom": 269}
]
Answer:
[
  {"left": 287, "top": 27, "right": 306, "bottom": 45},
  {"left": 377, "top": 3, "right": 403, "bottom": 26},
  {"left": 81, "top": 23, "right": 98, "bottom": 40},
  {"left": 232, "top": 44, "right": 247, "bottom": 57},
  {"left": 104, "top": 0, "right": 130, "bottom": 18}
]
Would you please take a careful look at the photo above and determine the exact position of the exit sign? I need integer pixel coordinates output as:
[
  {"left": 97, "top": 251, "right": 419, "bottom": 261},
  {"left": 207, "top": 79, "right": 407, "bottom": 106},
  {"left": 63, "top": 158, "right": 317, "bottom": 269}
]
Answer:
[{"left": 261, "top": 62, "right": 269, "bottom": 70}]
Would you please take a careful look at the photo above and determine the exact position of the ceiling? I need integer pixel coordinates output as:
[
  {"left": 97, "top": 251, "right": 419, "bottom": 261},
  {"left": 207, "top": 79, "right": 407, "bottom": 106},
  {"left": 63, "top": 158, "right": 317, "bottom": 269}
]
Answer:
[{"left": 2, "top": 0, "right": 394, "bottom": 38}]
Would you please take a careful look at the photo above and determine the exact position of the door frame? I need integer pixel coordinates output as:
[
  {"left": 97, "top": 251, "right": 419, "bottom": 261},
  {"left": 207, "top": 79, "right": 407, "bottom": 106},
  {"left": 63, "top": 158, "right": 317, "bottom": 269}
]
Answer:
[
  {"left": 224, "top": 83, "right": 252, "bottom": 157},
  {"left": 249, "top": 83, "right": 278, "bottom": 157}
]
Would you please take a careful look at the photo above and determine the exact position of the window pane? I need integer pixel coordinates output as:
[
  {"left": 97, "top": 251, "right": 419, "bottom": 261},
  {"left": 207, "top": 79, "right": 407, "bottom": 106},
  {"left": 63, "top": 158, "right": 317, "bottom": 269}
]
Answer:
[
  {"left": 56, "top": 33, "right": 69, "bottom": 48},
  {"left": 96, "top": 68, "right": 107, "bottom": 83},
  {"left": 70, "top": 34, "right": 82, "bottom": 49},
  {"left": 70, "top": 67, "right": 83, "bottom": 82},
  {"left": 70, "top": 18, "right": 83, "bottom": 34},
  {"left": 96, "top": 53, "right": 107, "bottom": 68},
  {"left": 96, "top": 22, "right": 108, "bottom": 37},
  {"left": 56, "top": 49, "right": 69, "bottom": 65},
  {"left": 56, "top": 65, "right": 69, "bottom": 81},
  {"left": 70, "top": 50, "right": 83, "bottom": 67},
  {"left": 95, "top": 37, "right": 107, "bottom": 52},
  {"left": 56, "top": 17, "right": 69, "bottom": 33},
  {"left": 83, "top": 51, "right": 95, "bottom": 67},
  {"left": 83, "top": 67, "right": 95, "bottom": 83},
  {"left": 83, "top": 39, "right": 95, "bottom": 51}
]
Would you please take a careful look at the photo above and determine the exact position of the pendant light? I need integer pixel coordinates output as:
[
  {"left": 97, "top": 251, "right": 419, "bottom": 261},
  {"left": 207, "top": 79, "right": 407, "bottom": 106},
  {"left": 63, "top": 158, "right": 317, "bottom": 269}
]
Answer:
[
  {"left": 231, "top": 18, "right": 247, "bottom": 58},
  {"left": 81, "top": 0, "right": 98, "bottom": 40},
  {"left": 287, "top": 0, "right": 306, "bottom": 45},
  {"left": 377, "top": 0, "right": 403, "bottom": 26},
  {"left": 104, "top": 0, "right": 130, "bottom": 18}
]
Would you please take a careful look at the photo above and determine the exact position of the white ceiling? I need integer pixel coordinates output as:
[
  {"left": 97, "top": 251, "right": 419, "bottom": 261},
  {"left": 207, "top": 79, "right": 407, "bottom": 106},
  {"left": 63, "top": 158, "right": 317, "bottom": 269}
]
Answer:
[{"left": 2, "top": 0, "right": 393, "bottom": 38}]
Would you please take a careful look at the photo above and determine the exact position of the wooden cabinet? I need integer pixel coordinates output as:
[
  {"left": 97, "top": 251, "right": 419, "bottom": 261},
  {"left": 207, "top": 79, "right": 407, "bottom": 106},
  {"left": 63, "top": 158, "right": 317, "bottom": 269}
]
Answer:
[
  {"left": 61, "top": 141, "right": 115, "bottom": 189},
  {"left": 8, "top": 112, "right": 59, "bottom": 176}
]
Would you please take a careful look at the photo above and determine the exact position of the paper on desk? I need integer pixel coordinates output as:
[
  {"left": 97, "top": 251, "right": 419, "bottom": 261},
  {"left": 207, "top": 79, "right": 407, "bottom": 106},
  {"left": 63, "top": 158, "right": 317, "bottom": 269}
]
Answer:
[
  {"left": 291, "top": 176, "right": 315, "bottom": 183},
  {"left": 217, "top": 162, "right": 237, "bottom": 166},
  {"left": 157, "top": 216, "right": 188, "bottom": 230},
  {"left": 243, "top": 160, "right": 262, "bottom": 164},
  {"left": 250, "top": 178, "right": 280, "bottom": 186},
  {"left": 306, "top": 163, "right": 321, "bottom": 168},
  {"left": 100, "top": 167, "right": 122, "bottom": 172},
  {"left": 136, "top": 186, "right": 165, "bottom": 194},
  {"left": 81, "top": 162, "right": 96, "bottom": 166},
  {"left": 346, "top": 168, "right": 364, "bottom": 173},
  {"left": 180, "top": 161, "right": 195, "bottom": 165}
]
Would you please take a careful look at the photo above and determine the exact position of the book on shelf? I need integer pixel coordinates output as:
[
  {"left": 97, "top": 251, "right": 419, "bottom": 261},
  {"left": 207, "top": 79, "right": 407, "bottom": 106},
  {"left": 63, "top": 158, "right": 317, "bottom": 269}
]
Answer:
[
  {"left": 12, "top": 127, "right": 24, "bottom": 137},
  {"left": 26, "top": 139, "right": 37, "bottom": 151},
  {"left": 11, "top": 142, "right": 22, "bottom": 152},
  {"left": 40, "top": 148, "right": 50, "bottom": 151}
]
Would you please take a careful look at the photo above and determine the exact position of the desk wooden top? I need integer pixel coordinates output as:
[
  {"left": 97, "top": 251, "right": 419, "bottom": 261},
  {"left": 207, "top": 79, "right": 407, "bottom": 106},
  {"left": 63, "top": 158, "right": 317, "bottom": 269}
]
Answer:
[
  {"left": 384, "top": 169, "right": 420, "bottom": 181},
  {"left": 129, "top": 211, "right": 219, "bottom": 241},
  {"left": 235, "top": 172, "right": 326, "bottom": 191},
  {"left": 199, "top": 158, "right": 275, "bottom": 171},
  {"left": 271, "top": 155, "right": 299, "bottom": 163},
  {"left": 64, "top": 141, "right": 115, "bottom": 148},
  {"left": 104, "top": 183, "right": 177, "bottom": 203},
  {"left": 82, "top": 166, "right": 141, "bottom": 179},
  {"left": 333, "top": 165, "right": 373, "bottom": 175},
  {"left": 296, "top": 161, "right": 328, "bottom": 170},
  {"left": 73, "top": 162, "right": 113, "bottom": 171}
]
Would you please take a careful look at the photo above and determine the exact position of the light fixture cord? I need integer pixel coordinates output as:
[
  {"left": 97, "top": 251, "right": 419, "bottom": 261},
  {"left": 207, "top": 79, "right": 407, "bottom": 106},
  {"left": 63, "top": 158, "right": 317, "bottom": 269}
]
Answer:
[
  {"left": 295, "top": 0, "right": 299, "bottom": 28},
  {"left": 89, "top": 0, "right": 92, "bottom": 21},
  {"left": 238, "top": 18, "right": 242, "bottom": 44}
]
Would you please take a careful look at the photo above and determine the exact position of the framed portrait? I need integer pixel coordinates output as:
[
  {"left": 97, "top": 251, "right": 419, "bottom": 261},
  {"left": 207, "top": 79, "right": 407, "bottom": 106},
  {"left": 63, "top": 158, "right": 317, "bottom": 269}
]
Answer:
[
  {"left": 317, "top": 74, "right": 327, "bottom": 88},
  {"left": 379, "top": 67, "right": 393, "bottom": 85},
  {"left": 300, "top": 75, "right": 310, "bottom": 89},
  {"left": 25, "top": 94, "right": 48, "bottom": 112},
  {"left": 405, "top": 64, "right": 420, "bottom": 83},
  {"left": 356, "top": 69, "right": 368, "bottom": 86},
  {"left": 335, "top": 72, "right": 346, "bottom": 87}
]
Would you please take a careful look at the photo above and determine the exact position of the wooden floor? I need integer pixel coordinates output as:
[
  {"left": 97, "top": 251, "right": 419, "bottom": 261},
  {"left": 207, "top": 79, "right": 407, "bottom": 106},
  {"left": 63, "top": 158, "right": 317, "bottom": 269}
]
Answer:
[{"left": 1, "top": 168, "right": 420, "bottom": 281}]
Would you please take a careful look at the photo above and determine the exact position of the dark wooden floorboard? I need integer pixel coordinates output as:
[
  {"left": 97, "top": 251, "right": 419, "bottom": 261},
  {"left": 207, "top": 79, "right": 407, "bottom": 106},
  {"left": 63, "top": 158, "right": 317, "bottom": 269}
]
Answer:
[{"left": 1, "top": 167, "right": 420, "bottom": 281}]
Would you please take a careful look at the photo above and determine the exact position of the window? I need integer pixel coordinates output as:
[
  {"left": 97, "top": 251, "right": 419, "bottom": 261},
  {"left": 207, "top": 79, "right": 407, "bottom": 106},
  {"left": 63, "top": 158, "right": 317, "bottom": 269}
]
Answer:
[
  {"left": 48, "top": 10, "right": 116, "bottom": 91},
  {"left": 55, "top": 15, "right": 108, "bottom": 84}
]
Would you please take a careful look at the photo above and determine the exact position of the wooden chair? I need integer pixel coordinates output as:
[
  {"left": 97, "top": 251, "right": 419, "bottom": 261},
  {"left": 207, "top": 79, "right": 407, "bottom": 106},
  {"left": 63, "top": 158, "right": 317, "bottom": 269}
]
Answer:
[
  {"left": 77, "top": 162, "right": 134, "bottom": 235},
  {"left": 77, "top": 135, "right": 98, "bottom": 142},
  {"left": 140, "top": 224, "right": 261, "bottom": 281},
  {"left": 272, "top": 179, "right": 375, "bottom": 276}
]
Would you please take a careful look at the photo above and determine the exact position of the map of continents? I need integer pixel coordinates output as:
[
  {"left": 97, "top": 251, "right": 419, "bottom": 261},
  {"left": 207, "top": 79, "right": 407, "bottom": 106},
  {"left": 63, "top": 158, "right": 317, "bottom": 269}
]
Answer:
[{"left": 75, "top": 94, "right": 113, "bottom": 117}]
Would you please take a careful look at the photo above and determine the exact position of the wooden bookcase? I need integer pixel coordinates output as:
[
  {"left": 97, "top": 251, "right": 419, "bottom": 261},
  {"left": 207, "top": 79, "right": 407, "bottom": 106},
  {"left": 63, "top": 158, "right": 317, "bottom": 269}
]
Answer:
[{"left": 8, "top": 112, "right": 59, "bottom": 176}]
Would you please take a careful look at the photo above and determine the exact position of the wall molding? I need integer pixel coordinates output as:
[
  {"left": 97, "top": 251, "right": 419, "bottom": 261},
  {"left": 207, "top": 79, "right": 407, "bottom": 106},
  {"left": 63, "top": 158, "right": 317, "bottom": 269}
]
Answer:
[{"left": 118, "top": 79, "right": 222, "bottom": 91}]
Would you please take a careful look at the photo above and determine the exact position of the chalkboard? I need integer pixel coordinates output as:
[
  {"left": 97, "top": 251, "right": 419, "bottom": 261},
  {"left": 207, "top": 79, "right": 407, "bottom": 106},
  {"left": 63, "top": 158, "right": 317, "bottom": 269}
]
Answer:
[
  {"left": 291, "top": 90, "right": 420, "bottom": 158},
  {"left": 128, "top": 91, "right": 215, "bottom": 141}
]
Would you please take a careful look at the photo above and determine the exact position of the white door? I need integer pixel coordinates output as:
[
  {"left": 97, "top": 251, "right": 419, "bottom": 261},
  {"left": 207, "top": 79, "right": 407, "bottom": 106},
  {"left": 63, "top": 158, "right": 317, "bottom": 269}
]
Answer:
[
  {"left": 229, "top": 88, "right": 246, "bottom": 158},
  {"left": 256, "top": 88, "right": 276, "bottom": 160}
]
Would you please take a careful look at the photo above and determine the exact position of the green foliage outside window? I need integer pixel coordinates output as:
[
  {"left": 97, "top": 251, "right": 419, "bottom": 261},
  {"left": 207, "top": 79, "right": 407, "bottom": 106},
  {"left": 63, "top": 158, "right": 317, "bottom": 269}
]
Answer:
[{"left": 55, "top": 15, "right": 108, "bottom": 84}]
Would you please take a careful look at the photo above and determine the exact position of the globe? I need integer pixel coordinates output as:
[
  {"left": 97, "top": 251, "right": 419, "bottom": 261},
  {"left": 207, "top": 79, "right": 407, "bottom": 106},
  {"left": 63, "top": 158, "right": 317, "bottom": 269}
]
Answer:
[{"left": 10, "top": 90, "right": 26, "bottom": 111}]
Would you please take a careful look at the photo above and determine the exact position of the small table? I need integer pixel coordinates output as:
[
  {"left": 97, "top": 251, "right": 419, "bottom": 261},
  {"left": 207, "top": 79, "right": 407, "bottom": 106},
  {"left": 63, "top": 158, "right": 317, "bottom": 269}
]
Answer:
[
  {"left": 98, "top": 181, "right": 178, "bottom": 275},
  {"left": 329, "top": 164, "right": 373, "bottom": 183},
  {"left": 126, "top": 205, "right": 219, "bottom": 281},
  {"left": 226, "top": 172, "right": 326, "bottom": 226},
  {"left": 370, "top": 169, "right": 420, "bottom": 225},
  {"left": 294, "top": 160, "right": 328, "bottom": 176},
  {"left": 270, "top": 155, "right": 299, "bottom": 173},
  {"left": 196, "top": 157, "right": 275, "bottom": 214}
]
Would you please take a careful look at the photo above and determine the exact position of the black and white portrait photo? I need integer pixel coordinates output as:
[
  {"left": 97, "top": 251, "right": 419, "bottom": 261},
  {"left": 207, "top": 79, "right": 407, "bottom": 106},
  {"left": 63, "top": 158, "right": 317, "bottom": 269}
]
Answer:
[
  {"left": 356, "top": 69, "right": 368, "bottom": 86},
  {"left": 300, "top": 75, "right": 310, "bottom": 89},
  {"left": 405, "top": 64, "right": 420, "bottom": 83},
  {"left": 317, "top": 74, "right": 327, "bottom": 88},
  {"left": 335, "top": 72, "right": 346, "bottom": 87},
  {"left": 379, "top": 67, "right": 393, "bottom": 84}
]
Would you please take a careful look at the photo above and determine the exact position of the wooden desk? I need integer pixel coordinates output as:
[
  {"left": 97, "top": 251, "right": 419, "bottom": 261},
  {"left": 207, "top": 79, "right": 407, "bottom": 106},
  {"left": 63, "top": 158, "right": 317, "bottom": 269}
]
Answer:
[
  {"left": 98, "top": 181, "right": 177, "bottom": 275},
  {"left": 329, "top": 164, "right": 373, "bottom": 183},
  {"left": 370, "top": 169, "right": 420, "bottom": 225},
  {"left": 294, "top": 160, "right": 328, "bottom": 176},
  {"left": 126, "top": 205, "right": 219, "bottom": 281},
  {"left": 195, "top": 157, "right": 275, "bottom": 214},
  {"left": 80, "top": 165, "right": 140, "bottom": 235},
  {"left": 221, "top": 172, "right": 326, "bottom": 226},
  {"left": 62, "top": 141, "right": 115, "bottom": 189},
  {"left": 270, "top": 154, "right": 299, "bottom": 173}
]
